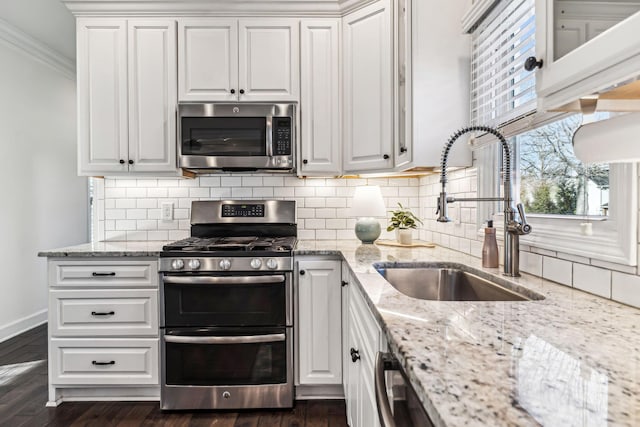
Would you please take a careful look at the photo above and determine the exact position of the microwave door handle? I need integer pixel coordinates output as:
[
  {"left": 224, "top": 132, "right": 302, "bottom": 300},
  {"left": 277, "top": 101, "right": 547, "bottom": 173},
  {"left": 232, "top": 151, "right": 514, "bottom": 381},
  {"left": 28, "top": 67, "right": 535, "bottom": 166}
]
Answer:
[
  {"left": 164, "top": 333, "right": 286, "bottom": 345},
  {"left": 163, "top": 275, "right": 285, "bottom": 285},
  {"left": 266, "top": 116, "right": 273, "bottom": 157}
]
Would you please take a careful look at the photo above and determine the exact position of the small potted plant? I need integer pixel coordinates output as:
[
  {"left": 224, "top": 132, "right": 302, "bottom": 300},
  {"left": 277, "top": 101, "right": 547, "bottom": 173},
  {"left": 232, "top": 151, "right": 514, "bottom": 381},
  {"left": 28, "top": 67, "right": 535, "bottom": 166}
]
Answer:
[{"left": 387, "top": 203, "right": 422, "bottom": 244}]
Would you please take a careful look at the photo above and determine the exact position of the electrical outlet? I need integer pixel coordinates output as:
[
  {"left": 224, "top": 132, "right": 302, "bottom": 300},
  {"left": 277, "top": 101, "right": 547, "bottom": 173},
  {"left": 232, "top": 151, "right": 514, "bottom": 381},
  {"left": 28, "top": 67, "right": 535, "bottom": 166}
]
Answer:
[{"left": 161, "top": 202, "right": 173, "bottom": 221}]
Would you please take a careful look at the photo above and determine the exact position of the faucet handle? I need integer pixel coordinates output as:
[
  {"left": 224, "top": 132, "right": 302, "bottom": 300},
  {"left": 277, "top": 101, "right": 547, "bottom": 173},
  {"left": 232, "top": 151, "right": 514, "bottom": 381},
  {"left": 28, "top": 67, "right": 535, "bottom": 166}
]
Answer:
[{"left": 516, "top": 203, "right": 532, "bottom": 234}]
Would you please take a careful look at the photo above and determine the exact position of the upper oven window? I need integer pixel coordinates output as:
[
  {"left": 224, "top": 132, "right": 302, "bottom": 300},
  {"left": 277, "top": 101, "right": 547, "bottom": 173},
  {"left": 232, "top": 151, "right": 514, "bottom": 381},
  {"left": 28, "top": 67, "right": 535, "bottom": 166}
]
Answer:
[
  {"left": 163, "top": 274, "right": 287, "bottom": 328},
  {"left": 181, "top": 117, "right": 266, "bottom": 156}
]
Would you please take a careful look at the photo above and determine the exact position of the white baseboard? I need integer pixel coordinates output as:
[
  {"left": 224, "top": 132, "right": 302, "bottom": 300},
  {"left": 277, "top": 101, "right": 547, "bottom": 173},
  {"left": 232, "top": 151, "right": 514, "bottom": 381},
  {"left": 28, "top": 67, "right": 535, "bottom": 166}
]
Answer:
[{"left": 0, "top": 309, "right": 47, "bottom": 343}]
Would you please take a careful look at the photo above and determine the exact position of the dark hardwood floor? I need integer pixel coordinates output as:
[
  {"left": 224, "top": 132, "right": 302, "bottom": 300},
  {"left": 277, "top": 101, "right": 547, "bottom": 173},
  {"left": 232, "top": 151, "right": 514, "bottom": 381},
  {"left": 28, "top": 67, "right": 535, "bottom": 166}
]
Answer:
[{"left": 0, "top": 324, "right": 348, "bottom": 427}]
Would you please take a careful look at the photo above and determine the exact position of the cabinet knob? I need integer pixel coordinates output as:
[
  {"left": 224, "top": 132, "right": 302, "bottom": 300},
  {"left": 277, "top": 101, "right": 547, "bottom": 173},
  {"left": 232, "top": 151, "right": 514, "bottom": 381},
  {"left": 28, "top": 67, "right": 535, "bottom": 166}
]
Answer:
[
  {"left": 230, "top": 89, "right": 236, "bottom": 94},
  {"left": 239, "top": 89, "right": 245, "bottom": 94},
  {"left": 350, "top": 347, "right": 361, "bottom": 362},
  {"left": 383, "top": 154, "right": 390, "bottom": 160},
  {"left": 119, "top": 159, "right": 125, "bottom": 164},
  {"left": 299, "top": 270, "right": 306, "bottom": 275},
  {"left": 302, "top": 159, "right": 308, "bottom": 164},
  {"left": 400, "top": 147, "right": 408, "bottom": 153},
  {"left": 341, "top": 280, "right": 348, "bottom": 287},
  {"left": 128, "top": 159, "right": 134, "bottom": 165},
  {"left": 524, "top": 56, "right": 543, "bottom": 71}
]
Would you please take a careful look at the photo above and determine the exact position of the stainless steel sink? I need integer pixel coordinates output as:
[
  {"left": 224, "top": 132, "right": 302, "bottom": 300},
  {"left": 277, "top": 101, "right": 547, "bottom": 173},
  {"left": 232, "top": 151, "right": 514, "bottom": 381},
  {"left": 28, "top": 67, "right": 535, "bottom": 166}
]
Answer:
[{"left": 375, "top": 263, "right": 541, "bottom": 302}]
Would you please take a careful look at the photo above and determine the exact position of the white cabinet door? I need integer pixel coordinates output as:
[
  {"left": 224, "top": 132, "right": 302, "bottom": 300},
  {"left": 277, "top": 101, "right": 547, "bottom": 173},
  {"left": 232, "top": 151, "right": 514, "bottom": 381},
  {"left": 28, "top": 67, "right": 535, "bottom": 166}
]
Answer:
[
  {"left": 535, "top": 0, "right": 640, "bottom": 111},
  {"left": 299, "top": 19, "right": 341, "bottom": 176},
  {"left": 178, "top": 19, "right": 238, "bottom": 101},
  {"left": 128, "top": 20, "right": 177, "bottom": 172},
  {"left": 238, "top": 19, "right": 300, "bottom": 101},
  {"left": 77, "top": 19, "right": 129, "bottom": 174},
  {"left": 343, "top": 0, "right": 393, "bottom": 172},
  {"left": 297, "top": 259, "right": 342, "bottom": 385}
]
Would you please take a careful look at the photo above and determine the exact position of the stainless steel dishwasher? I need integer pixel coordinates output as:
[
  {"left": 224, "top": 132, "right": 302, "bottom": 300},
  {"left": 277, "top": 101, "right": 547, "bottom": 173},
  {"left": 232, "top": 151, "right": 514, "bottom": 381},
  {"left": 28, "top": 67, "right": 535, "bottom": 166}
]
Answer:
[{"left": 375, "top": 352, "right": 434, "bottom": 427}]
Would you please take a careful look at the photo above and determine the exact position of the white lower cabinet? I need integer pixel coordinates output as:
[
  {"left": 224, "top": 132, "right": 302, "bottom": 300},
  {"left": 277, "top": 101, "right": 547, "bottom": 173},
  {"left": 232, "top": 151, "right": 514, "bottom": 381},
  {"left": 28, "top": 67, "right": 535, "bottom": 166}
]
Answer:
[
  {"left": 46, "top": 258, "right": 160, "bottom": 406},
  {"left": 295, "top": 257, "right": 343, "bottom": 390},
  {"left": 343, "top": 269, "right": 383, "bottom": 427}
]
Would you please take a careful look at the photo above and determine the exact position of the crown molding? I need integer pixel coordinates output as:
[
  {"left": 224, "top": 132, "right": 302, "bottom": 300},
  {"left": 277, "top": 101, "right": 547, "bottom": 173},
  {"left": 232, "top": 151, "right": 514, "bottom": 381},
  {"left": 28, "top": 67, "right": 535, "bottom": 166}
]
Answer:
[
  {"left": 0, "top": 18, "right": 75, "bottom": 80},
  {"left": 62, "top": 0, "right": 376, "bottom": 17}
]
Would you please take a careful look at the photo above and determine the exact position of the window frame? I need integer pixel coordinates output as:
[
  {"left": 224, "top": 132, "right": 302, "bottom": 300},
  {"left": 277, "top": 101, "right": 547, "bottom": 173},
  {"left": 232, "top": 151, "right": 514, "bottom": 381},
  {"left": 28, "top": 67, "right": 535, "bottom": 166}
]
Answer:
[{"left": 478, "top": 146, "right": 637, "bottom": 266}]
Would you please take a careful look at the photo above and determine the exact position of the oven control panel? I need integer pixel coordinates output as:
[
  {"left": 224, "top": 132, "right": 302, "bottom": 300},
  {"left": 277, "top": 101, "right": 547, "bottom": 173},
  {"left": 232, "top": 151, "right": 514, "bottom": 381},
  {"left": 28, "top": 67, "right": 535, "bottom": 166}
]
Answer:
[
  {"left": 222, "top": 204, "right": 265, "bottom": 217},
  {"left": 160, "top": 257, "right": 292, "bottom": 272}
]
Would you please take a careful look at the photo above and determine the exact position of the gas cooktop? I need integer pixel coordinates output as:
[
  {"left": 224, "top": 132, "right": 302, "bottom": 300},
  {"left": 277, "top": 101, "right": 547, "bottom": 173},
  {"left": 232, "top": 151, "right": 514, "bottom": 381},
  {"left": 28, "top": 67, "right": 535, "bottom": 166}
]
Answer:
[{"left": 162, "top": 236, "right": 297, "bottom": 253}]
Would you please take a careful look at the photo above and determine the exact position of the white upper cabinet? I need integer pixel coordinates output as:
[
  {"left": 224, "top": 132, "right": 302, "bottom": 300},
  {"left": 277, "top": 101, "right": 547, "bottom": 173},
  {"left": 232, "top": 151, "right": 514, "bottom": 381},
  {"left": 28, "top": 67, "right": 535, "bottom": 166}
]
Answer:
[
  {"left": 299, "top": 19, "right": 342, "bottom": 176},
  {"left": 533, "top": 0, "right": 640, "bottom": 111},
  {"left": 178, "top": 19, "right": 238, "bottom": 102},
  {"left": 408, "top": 0, "right": 471, "bottom": 169},
  {"left": 128, "top": 20, "right": 178, "bottom": 172},
  {"left": 77, "top": 19, "right": 128, "bottom": 174},
  {"left": 342, "top": 0, "right": 393, "bottom": 173},
  {"left": 77, "top": 19, "right": 177, "bottom": 175},
  {"left": 239, "top": 20, "right": 300, "bottom": 101},
  {"left": 178, "top": 18, "right": 299, "bottom": 102}
]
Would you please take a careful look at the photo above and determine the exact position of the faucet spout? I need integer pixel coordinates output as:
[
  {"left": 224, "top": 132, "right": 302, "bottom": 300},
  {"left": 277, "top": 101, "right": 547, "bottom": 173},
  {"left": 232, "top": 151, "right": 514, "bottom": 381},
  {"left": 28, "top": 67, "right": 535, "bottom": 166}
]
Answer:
[{"left": 438, "top": 126, "right": 531, "bottom": 277}]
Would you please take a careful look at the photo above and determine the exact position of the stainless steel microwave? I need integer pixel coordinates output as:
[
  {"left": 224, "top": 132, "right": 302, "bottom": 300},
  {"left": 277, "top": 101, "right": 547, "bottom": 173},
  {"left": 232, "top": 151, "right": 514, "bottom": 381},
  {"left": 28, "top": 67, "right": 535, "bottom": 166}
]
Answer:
[{"left": 178, "top": 103, "right": 296, "bottom": 172}]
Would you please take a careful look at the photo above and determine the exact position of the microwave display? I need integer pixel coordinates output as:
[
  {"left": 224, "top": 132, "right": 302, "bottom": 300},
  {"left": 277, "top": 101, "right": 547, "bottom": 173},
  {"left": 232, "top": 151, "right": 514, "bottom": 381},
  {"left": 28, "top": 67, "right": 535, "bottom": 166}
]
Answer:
[{"left": 178, "top": 103, "right": 295, "bottom": 171}]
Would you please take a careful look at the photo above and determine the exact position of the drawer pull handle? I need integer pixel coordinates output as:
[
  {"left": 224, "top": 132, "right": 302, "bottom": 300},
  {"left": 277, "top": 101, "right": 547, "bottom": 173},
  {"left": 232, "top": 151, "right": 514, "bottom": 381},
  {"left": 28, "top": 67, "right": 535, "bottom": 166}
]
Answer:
[
  {"left": 91, "top": 311, "right": 115, "bottom": 316},
  {"left": 350, "top": 347, "right": 361, "bottom": 363},
  {"left": 92, "top": 360, "right": 115, "bottom": 366},
  {"left": 92, "top": 272, "right": 116, "bottom": 277}
]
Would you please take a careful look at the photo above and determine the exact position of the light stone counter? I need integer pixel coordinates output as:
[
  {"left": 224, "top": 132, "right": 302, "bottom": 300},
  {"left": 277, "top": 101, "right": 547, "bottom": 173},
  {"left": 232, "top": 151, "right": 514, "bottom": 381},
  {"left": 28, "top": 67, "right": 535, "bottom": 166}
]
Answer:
[
  {"left": 39, "top": 239, "right": 640, "bottom": 426},
  {"left": 297, "top": 239, "right": 640, "bottom": 427}
]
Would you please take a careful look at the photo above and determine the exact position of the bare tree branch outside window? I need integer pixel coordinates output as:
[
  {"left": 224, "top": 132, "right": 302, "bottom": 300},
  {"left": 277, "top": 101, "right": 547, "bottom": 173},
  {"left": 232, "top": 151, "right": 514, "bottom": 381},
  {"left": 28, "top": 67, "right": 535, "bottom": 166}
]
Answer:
[{"left": 517, "top": 115, "right": 610, "bottom": 216}]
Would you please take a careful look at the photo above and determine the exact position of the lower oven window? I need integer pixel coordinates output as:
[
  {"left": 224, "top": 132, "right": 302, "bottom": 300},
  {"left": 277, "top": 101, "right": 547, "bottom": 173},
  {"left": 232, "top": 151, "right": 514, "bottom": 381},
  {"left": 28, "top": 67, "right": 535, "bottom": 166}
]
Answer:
[{"left": 165, "top": 330, "right": 287, "bottom": 386}]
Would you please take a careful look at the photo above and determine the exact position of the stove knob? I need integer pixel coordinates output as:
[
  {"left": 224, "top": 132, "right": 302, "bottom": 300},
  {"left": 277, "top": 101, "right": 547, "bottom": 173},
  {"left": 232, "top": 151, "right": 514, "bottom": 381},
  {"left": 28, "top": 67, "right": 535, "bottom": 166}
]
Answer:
[
  {"left": 171, "top": 259, "right": 185, "bottom": 270},
  {"left": 219, "top": 259, "right": 232, "bottom": 271},
  {"left": 266, "top": 258, "right": 278, "bottom": 270},
  {"left": 188, "top": 259, "right": 201, "bottom": 270},
  {"left": 250, "top": 258, "right": 262, "bottom": 269}
]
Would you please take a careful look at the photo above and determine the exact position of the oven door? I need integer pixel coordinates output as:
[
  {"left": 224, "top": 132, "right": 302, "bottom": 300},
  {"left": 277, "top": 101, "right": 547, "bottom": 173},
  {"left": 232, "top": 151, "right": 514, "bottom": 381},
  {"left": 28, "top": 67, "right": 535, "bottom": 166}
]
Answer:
[
  {"left": 161, "top": 326, "right": 293, "bottom": 410},
  {"left": 161, "top": 272, "right": 292, "bottom": 328}
]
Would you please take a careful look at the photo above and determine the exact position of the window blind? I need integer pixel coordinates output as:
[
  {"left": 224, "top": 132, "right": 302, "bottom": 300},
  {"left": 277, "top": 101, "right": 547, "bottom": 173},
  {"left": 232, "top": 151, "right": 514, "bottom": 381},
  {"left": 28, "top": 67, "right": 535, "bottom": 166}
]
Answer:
[{"left": 470, "top": 0, "right": 536, "bottom": 128}]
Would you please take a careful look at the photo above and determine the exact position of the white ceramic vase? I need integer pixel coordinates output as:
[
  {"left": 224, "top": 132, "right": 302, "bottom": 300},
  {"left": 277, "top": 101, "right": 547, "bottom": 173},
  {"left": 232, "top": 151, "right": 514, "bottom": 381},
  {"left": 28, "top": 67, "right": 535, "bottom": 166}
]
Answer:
[{"left": 396, "top": 228, "right": 413, "bottom": 245}]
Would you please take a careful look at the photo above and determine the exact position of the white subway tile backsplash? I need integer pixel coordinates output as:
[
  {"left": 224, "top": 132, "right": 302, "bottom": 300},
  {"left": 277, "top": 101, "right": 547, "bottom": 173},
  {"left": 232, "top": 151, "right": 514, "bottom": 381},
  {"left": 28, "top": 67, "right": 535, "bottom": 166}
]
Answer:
[
  {"left": 94, "top": 173, "right": 640, "bottom": 310},
  {"left": 612, "top": 272, "right": 640, "bottom": 308},
  {"left": 148, "top": 230, "right": 169, "bottom": 241},
  {"left": 126, "top": 209, "right": 147, "bottom": 220},
  {"left": 573, "top": 264, "right": 611, "bottom": 298},
  {"left": 520, "top": 251, "right": 543, "bottom": 276},
  {"left": 199, "top": 177, "right": 221, "bottom": 187},
  {"left": 231, "top": 188, "right": 253, "bottom": 198},
  {"left": 168, "top": 187, "right": 189, "bottom": 198},
  {"left": 211, "top": 188, "right": 232, "bottom": 199},
  {"left": 221, "top": 177, "right": 242, "bottom": 187},
  {"left": 148, "top": 188, "right": 168, "bottom": 198},
  {"left": 542, "top": 257, "right": 572, "bottom": 286}
]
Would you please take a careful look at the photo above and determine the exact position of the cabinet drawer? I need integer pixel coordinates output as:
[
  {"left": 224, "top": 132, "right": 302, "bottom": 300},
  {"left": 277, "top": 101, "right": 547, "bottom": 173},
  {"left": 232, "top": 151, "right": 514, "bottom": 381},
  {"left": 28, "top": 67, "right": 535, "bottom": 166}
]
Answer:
[
  {"left": 49, "top": 289, "right": 158, "bottom": 337},
  {"left": 50, "top": 260, "right": 158, "bottom": 288},
  {"left": 50, "top": 338, "right": 159, "bottom": 385}
]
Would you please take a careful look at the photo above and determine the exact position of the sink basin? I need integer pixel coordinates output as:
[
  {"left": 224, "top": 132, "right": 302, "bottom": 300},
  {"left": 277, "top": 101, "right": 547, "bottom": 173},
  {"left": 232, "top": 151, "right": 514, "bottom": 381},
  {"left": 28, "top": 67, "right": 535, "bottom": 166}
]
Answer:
[{"left": 374, "top": 263, "right": 541, "bottom": 301}]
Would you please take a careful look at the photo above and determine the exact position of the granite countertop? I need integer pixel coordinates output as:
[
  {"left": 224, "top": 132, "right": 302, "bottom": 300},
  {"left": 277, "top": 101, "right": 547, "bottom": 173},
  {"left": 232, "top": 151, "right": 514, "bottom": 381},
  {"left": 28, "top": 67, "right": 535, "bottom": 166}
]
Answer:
[
  {"left": 298, "top": 239, "right": 640, "bottom": 427},
  {"left": 37, "top": 241, "right": 168, "bottom": 257},
  {"left": 39, "top": 239, "right": 640, "bottom": 426}
]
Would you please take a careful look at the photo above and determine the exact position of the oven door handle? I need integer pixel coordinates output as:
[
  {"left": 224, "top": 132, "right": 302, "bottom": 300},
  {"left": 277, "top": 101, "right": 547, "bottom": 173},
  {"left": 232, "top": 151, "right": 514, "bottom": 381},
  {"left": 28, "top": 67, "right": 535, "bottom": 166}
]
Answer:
[
  {"left": 164, "top": 333, "right": 286, "bottom": 345},
  {"left": 163, "top": 275, "right": 285, "bottom": 285}
]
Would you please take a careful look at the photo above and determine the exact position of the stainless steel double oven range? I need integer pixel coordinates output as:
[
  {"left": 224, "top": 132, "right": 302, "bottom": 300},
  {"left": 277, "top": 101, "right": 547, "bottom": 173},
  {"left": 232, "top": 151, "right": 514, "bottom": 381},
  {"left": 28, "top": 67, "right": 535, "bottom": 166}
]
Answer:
[{"left": 159, "top": 200, "right": 296, "bottom": 410}]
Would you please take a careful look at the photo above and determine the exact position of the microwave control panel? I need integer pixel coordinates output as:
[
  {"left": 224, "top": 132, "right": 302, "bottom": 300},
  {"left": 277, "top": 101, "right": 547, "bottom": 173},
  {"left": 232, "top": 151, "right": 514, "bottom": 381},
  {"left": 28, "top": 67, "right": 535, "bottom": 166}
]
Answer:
[{"left": 272, "top": 117, "right": 292, "bottom": 156}]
